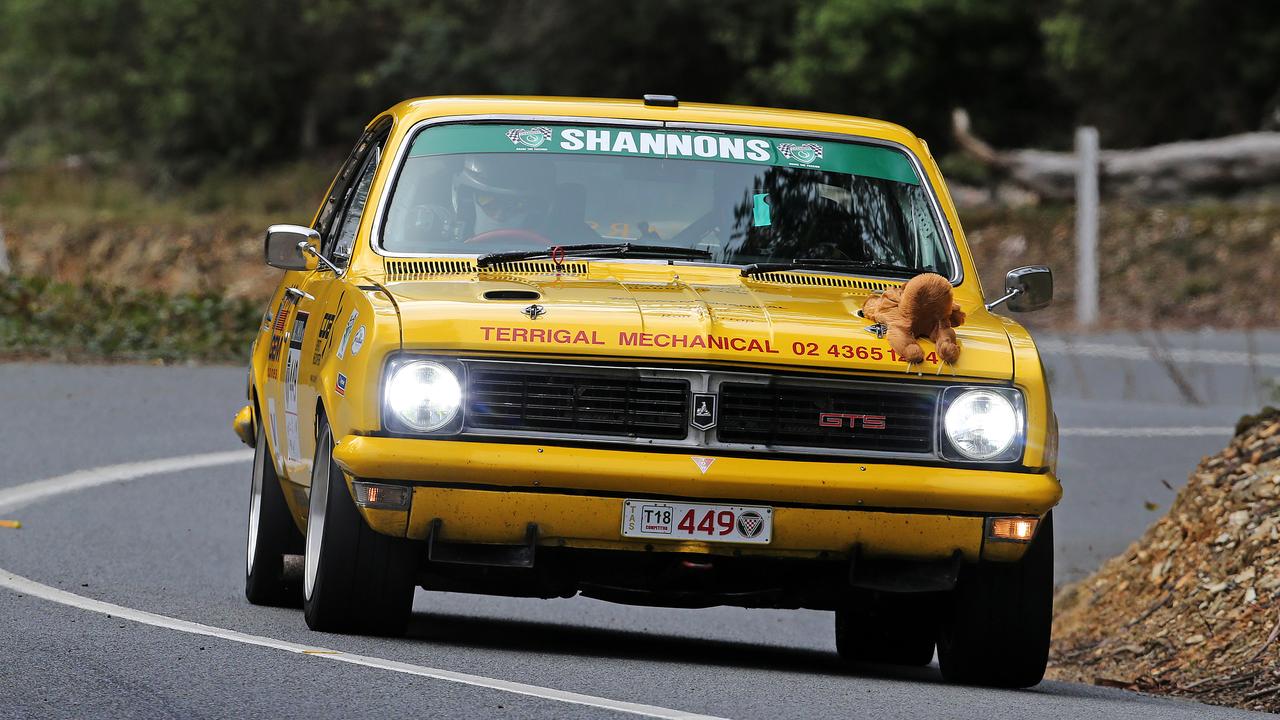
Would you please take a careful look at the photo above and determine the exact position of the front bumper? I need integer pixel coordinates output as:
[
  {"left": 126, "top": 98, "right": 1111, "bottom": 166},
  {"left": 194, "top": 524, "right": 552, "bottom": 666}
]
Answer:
[{"left": 332, "top": 436, "right": 1061, "bottom": 563}]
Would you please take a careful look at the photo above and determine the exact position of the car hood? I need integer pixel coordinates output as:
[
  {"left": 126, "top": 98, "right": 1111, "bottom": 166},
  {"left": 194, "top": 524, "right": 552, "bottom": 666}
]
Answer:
[{"left": 370, "top": 268, "right": 1014, "bottom": 381}]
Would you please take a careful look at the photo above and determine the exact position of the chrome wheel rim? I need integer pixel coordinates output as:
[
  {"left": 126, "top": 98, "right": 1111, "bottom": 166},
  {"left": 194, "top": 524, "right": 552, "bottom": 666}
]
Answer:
[
  {"left": 304, "top": 432, "right": 330, "bottom": 600},
  {"left": 246, "top": 432, "right": 264, "bottom": 576}
]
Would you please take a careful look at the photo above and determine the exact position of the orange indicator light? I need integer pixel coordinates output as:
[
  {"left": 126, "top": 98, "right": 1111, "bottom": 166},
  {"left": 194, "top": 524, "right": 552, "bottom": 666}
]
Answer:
[{"left": 988, "top": 516, "right": 1038, "bottom": 542}]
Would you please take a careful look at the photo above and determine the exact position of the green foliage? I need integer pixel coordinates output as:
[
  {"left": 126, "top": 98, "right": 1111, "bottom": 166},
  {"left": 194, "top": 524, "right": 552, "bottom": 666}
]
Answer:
[
  {"left": 1041, "top": 0, "right": 1280, "bottom": 146},
  {"left": 3, "top": 1, "right": 1280, "bottom": 177},
  {"left": 762, "top": 0, "right": 1068, "bottom": 148},
  {"left": 0, "top": 275, "right": 260, "bottom": 362}
]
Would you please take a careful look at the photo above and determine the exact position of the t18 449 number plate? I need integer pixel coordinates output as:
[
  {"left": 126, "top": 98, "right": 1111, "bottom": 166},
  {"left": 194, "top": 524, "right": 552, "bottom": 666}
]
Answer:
[{"left": 621, "top": 500, "right": 772, "bottom": 544}]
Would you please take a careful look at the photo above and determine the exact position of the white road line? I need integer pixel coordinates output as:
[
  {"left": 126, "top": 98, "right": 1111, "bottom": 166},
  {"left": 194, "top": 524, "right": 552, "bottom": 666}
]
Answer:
[
  {"left": 1061, "top": 426, "right": 1233, "bottom": 438},
  {"left": 1038, "top": 338, "right": 1280, "bottom": 368},
  {"left": 0, "top": 452, "right": 727, "bottom": 720},
  {"left": 0, "top": 450, "right": 253, "bottom": 512}
]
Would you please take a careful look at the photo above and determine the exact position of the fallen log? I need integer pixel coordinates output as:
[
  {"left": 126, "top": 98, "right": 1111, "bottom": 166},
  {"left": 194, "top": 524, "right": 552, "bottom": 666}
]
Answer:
[{"left": 952, "top": 109, "right": 1280, "bottom": 201}]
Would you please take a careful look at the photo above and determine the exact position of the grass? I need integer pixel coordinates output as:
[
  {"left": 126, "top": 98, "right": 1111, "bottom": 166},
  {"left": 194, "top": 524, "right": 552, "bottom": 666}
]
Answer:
[
  {"left": 0, "top": 274, "right": 260, "bottom": 363},
  {"left": 0, "top": 159, "right": 334, "bottom": 227}
]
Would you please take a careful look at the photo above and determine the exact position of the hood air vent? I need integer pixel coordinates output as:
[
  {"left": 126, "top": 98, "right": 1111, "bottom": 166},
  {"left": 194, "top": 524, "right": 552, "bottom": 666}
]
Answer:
[
  {"left": 383, "top": 258, "right": 589, "bottom": 279},
  {"left": 749, "top": 271, "right": 900, "bottom": 292}
]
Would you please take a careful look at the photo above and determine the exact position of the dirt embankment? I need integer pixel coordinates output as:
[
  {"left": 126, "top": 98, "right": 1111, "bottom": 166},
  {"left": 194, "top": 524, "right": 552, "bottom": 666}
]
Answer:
[
  {"left": 4, "top": 218, "right": 280, "bottom": 300},
  {"left": 1049, "top": 408, "right": 1280, "bottom": 712},
  {"left": 964, "top": 200, "right": 1280, "bottom": 331}
]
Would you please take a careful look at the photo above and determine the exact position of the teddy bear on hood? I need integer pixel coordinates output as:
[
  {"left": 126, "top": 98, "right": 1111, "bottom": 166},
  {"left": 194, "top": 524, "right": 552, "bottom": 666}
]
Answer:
[{"left": 860, "top": 272, "right": 966, "bottom": 364}]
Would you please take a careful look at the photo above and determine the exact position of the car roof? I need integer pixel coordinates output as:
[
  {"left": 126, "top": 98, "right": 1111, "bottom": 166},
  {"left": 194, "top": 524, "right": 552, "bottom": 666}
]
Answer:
[{"left": 379, "top": 96, "right": 924, "bottom": 148}]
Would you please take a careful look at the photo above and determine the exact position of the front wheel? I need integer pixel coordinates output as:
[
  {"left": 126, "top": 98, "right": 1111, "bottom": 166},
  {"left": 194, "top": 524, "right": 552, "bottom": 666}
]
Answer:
[
  {"left": 245, "top": 419, "right": 302, "bottom": 606},
  {"left": 303, "top": 418, "right": 417, "bottom": 635},
  {"left": 937, "top": 512, "right": 1054, "bottom": 688}
]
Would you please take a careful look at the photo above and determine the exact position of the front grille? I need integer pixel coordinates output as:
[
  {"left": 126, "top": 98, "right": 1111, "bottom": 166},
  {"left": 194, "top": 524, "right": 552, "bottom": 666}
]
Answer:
[
  {"left": 717, "top": 382, "right": 937, "bottom": 453},
  {"left": 465, "top": 367, "right": 689, "bottom": 439}
]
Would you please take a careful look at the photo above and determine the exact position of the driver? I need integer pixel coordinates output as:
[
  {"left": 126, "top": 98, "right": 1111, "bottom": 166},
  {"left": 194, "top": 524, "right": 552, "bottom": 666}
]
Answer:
[{"left": 452, "top": 154, "right": 555, "bottom": 240}]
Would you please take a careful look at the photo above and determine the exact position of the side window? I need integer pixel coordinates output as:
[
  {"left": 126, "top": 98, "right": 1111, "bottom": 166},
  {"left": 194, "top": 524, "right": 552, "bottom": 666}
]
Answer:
[
  {"left": 315, "top": 118, "right": 392, "bottom": 256},
  {"left": 330, "top": 146, "right": 380, "bottom": 261}
]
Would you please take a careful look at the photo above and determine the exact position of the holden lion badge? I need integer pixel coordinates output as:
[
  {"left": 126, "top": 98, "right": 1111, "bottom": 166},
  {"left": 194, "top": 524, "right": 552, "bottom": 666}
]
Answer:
[{"left": 690, "top": 392, "right": 717, "bottom": 430}]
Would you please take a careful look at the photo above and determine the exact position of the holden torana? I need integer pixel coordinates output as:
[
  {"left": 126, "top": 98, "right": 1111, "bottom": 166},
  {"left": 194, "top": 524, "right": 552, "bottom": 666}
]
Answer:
[{"left": 235, "top": 94, "right": 1059, "bottom": 688}]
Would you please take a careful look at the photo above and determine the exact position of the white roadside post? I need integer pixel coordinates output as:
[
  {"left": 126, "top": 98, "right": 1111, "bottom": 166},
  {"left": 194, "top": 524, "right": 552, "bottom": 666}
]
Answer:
[
  {"left": 1075, "top": 126, "right": 1100, "bottom": 328},
  {"left": 0, "top": 216, "right": 9, "bottom": 275}
]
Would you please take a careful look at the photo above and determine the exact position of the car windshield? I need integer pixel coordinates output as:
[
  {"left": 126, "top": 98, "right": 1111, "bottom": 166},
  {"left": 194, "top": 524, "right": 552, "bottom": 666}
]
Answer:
[{"left": 380, "top": 123, "right": 953, "bottom": 276}]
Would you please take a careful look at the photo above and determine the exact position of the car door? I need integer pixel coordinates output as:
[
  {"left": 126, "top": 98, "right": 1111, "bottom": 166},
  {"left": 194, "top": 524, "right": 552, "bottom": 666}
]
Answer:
[{"left": 282, "top": 120, "right": 391, "bottom": 486}]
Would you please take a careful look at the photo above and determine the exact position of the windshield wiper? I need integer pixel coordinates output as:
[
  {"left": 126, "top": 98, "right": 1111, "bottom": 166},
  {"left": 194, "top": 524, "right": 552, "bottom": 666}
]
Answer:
[
  {"left": 740, "top": 259, "right": 925, "bottom": 279},
  {"left": 477, "top": 243, "right": 712, "bottom": 268}
]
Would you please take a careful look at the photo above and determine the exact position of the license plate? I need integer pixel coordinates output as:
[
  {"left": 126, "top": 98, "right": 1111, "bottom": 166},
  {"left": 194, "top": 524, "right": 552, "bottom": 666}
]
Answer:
[{"left": 621, "top": 500, "right": 772, "bottom": 544}]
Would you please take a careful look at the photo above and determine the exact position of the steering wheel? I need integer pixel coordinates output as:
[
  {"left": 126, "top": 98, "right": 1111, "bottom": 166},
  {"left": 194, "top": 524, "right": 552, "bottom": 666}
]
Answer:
[{"left": 462, "top": 228, "right": 551, "bottom": 246}]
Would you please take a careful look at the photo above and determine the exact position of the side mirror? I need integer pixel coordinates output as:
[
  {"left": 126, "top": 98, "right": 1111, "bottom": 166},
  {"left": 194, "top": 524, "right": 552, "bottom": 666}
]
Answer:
[
  {"left": 264, "top": 225, "right": 320, "bottom": 271},
  {"left": 1004, "top": 266, "right": 1053, "bottom": 312}
]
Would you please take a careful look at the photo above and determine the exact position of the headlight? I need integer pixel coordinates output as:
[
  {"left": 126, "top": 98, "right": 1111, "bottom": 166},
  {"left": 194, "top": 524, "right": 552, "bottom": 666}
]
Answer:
[
  {"left": 384, "top": 360, "right": 462, "bottom": 432},
  {"left": 943, "top": 389, "right": 1020, "bottom": 460}
]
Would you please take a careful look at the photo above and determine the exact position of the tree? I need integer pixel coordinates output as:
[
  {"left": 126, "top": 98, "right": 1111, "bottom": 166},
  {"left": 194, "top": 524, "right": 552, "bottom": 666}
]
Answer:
[
  {"left": 761, "top": 0, "right": 1069, "bottom": 150},
  {"left": 1042, "top": 0, "right": 1280, "bottom": 147}
]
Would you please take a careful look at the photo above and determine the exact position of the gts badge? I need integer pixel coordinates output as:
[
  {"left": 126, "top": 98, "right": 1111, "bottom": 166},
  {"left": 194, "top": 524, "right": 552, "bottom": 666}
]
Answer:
[{"left": 818, "top": 413, "right": 887, "bottom": 430}]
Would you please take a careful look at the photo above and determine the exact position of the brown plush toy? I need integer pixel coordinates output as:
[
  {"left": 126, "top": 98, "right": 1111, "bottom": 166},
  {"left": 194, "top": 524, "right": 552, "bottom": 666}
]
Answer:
[{"left": 861, "top": 272, "right": 967, "bottom": 364}]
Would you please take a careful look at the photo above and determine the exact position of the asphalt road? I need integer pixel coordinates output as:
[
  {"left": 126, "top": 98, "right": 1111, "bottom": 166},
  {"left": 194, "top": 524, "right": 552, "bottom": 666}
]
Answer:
[{"left": 0, "top": 341, "right": 1269, "bottom": 719}]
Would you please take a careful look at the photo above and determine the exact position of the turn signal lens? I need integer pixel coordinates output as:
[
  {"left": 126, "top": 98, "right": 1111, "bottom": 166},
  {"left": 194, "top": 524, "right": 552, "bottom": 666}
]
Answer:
[
  {"left": 988, "top": 516, "right": 1039, "bottom": 542},
  {"left": 353, "top": 482, "right": 411, "bottom": 510}
]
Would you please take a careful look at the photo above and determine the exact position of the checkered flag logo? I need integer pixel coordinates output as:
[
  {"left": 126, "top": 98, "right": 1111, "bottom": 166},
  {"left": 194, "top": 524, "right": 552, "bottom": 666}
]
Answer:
[
  {"left": 506, "top": 126, "right": 553, "bottom": 147},
  {"left": 777, "top": 142, "right": 824, "bottom": 162},
  {"left": 737, "top": 511, "right": 764, "bottom": 538}
]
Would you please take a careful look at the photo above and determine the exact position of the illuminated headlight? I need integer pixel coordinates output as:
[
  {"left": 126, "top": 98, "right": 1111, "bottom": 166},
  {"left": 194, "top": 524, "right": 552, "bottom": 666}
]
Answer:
[
  {"left": 942, "top": 388, "right": 1021, "bottom": 461},
  {"left": 384, "top": 360, "right": 462, "bottom": 432}
]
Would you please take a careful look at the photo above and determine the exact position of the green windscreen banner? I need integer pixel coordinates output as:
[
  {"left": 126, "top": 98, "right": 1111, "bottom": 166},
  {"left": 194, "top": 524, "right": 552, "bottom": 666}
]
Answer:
[{"left": 407, "top": 123, "right": 920, "bottom": 185}]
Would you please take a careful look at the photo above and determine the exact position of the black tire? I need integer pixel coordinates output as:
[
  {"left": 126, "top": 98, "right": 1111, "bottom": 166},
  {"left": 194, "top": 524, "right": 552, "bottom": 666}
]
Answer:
[
  {"left": 303, "top": 418, "right": 416, "bottom": 635},
  {"left": 245, "top": 420, "right": 303, "bottom": 607},
  {"left": 835, "top": 592, "right": 936, "bottom": 667},
  {"left": 937, "top": 512, "right": 1054, "bottom": 688}
]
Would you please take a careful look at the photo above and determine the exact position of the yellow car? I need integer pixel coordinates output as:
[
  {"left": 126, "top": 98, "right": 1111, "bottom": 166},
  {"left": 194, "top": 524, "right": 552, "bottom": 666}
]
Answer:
[{"left": 235, "top": 95, "right": 1060, "bottom": 688}]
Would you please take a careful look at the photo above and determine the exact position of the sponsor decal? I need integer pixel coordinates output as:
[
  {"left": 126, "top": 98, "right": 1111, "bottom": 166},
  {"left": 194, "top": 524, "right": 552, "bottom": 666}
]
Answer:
[
  {"left": 313, "top": 312, "right": 337, "bottom": 365},
  {"left": 284, "top": 311, "right": 309, "bottom": 462},
  {"left": 311, "top": 294, "right": 343, "bottom": 365},
  {"left": 266, "top": 300, "right": 291, "bottom": 365},
  {"left": 505, "top": 126, "right": 553, "bottom": 149},
  {"left": 335, "top": 309, "right": 358, "bottom": 360},
  {"left": 267, "top": 398, "right": 279, "bottom": 461},
  {"left": 818, "top": 412, "right": 887, "bottom": 430},
  {"left": 691, "top": 456, "right": 716, "bottom": 474},
  {"left": 776, "top": 142, "right": 824, "bottom": 165},
  {"left": 335, "top": 372, "right": 347, "bottom": 397},
  {"left": 350, "top": 326, "right": 365, "bottom": 356},
  {"left": 690, "top": 392, "right": 717, "bottom": 431},
  {"left": 478, "top": 326, "right": 781, "bottom": 354},
  {"left": 408, "top": 124, "right": 920, "bottom": 185},
  {"left": 736, "top": 511, "right": 765, "bottom": 538}
]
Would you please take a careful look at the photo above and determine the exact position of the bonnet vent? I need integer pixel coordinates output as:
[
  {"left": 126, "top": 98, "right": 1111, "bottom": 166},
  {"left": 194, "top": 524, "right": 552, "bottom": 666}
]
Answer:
[
  {"left": 749, "top": 271, "right": 901, "bottom": 292},
  {"left": 384, "top": 258, "right": 588, "bottom": 279}
]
